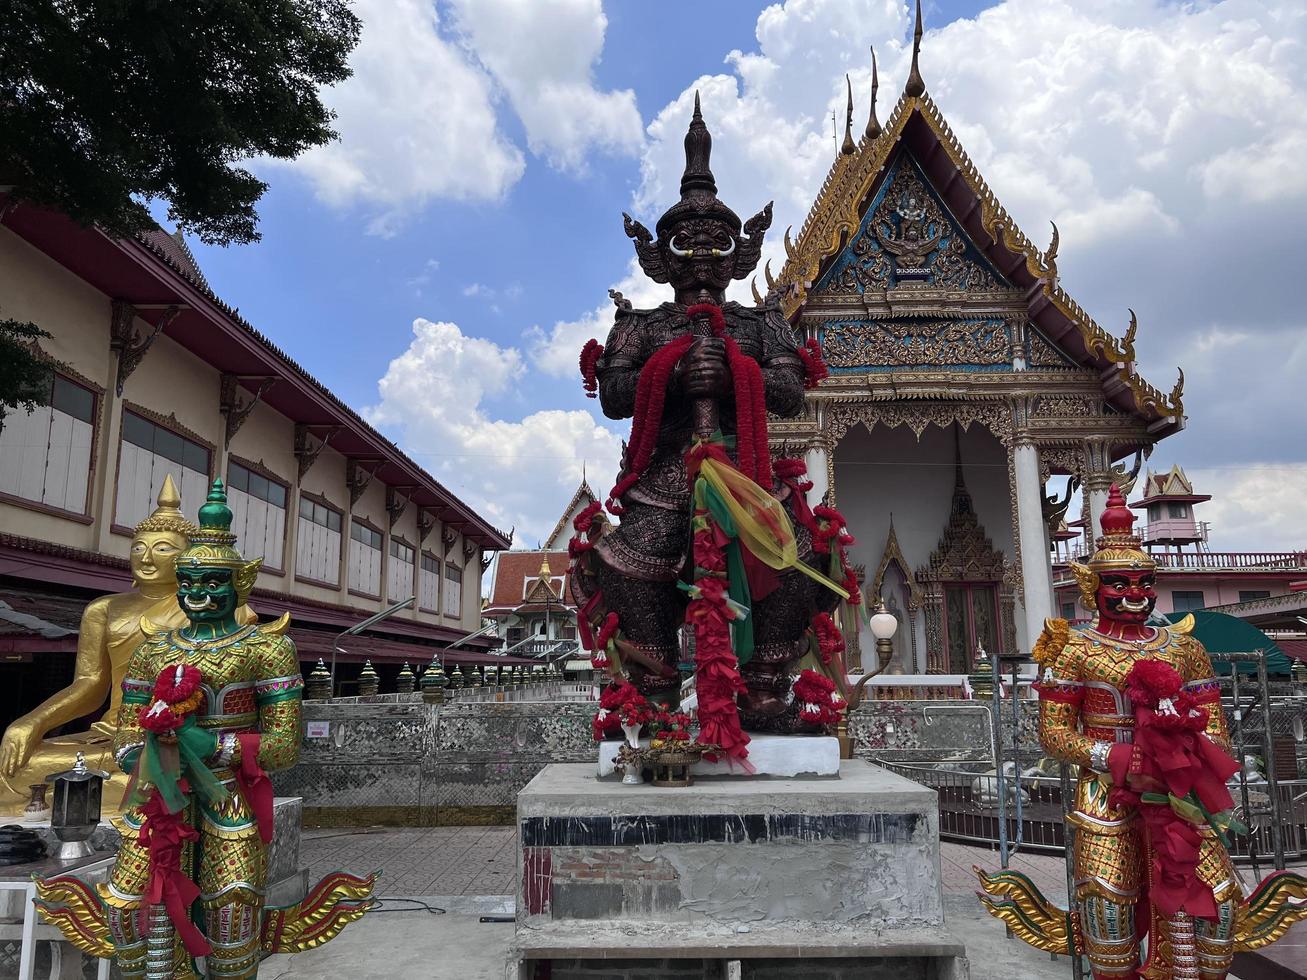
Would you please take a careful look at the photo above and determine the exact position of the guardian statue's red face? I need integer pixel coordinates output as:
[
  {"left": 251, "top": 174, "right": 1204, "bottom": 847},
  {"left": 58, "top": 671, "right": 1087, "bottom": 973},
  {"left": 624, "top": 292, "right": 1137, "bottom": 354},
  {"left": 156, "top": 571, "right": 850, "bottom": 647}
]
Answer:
[{"left": 1095, "top": 570, "right": 1157, "bottom": 625}]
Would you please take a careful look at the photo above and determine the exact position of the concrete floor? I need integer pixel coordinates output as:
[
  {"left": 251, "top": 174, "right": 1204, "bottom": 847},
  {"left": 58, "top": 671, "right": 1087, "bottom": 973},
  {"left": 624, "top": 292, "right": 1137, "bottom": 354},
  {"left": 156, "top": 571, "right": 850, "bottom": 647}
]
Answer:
[
  {"left": 260, "top": 893, "right": 1074, "bottom": 980},
  {"left": 279, "top": 830, "right": 1285, "bottom": 979}
]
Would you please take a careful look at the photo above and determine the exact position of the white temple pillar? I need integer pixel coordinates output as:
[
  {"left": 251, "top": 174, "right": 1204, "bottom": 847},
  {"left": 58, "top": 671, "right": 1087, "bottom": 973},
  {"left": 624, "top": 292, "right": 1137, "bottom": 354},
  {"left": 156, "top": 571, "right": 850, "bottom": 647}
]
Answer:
[
  {"left": 1083, "top": 438, "right": 1112, "bottom": 550},
  {"left": 804, "top": 442, "right": 830, "bottom": 506},
  {"left": 1013, "top": 440, "right": 1054, "bottom": 649},
  {"left": 1086, "top": 485, "right": 1110, "bottom": 546}
]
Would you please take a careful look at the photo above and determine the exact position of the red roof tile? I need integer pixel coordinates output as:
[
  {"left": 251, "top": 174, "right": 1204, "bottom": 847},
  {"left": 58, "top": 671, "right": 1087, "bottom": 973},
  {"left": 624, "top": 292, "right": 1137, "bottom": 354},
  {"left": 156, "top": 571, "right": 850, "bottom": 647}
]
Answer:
[{"left": 486, "top": 551, "right": 571, "bottom": 611}]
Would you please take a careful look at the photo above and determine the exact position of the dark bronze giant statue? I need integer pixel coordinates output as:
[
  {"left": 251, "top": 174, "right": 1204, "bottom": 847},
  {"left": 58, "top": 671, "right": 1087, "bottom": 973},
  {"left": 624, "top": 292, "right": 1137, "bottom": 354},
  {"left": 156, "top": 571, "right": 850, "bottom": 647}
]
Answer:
[{"left": 571, "top": 98, "right": 846, "bottom": 737}]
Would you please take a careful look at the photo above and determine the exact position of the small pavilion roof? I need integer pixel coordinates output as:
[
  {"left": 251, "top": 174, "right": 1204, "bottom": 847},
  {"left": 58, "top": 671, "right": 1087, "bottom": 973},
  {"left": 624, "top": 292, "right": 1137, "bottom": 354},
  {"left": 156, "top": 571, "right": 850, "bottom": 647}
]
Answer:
[{"left": 1130, "top": 465, "right": 1212, "bottom": 507}]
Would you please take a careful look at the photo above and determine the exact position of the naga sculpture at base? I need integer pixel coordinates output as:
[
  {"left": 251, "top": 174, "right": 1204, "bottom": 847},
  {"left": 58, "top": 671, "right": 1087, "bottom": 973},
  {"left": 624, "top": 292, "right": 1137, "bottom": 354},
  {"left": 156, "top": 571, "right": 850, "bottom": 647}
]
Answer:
[
  {"left": 35, "top": 479, "right": 373, "bottom": 977},
  {"left": 570, "top": 97, "right": 862, "bottom": 760},
  {"left": 976, "top": 486, "right": 1307, "bottom": 979}
]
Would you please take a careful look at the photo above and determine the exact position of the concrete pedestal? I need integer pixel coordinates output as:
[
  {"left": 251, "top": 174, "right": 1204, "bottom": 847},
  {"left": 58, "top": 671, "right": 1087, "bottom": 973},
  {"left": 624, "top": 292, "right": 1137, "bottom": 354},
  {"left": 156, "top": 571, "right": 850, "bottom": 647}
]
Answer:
[{"left": 514, "top": 761, "right": 968, "bottom": 979}]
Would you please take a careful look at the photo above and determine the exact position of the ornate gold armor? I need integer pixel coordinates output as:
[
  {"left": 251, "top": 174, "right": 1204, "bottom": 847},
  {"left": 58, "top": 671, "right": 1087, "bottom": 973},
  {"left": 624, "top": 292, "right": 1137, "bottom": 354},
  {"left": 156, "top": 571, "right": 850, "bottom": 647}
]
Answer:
[
  {"left": 103, "top": 617, "right": 302, "bottom": 979},
  {"left": 1040, "top": 618, "right": 1238, "bottom": 979}
]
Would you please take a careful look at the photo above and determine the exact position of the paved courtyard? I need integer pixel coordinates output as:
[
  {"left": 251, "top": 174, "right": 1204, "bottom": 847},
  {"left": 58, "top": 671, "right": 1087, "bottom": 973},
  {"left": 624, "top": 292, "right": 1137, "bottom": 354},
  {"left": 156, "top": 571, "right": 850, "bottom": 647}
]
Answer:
[{"left": 294, "top": 827, "right": 1304, "bottom": 979}]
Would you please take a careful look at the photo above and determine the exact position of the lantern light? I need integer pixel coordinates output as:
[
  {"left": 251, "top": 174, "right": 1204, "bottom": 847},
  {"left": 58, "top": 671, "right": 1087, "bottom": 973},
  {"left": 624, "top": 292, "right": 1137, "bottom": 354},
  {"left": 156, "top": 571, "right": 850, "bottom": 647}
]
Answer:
[{"left": 46, "top": 752, "right": 109, "bottom": 860}]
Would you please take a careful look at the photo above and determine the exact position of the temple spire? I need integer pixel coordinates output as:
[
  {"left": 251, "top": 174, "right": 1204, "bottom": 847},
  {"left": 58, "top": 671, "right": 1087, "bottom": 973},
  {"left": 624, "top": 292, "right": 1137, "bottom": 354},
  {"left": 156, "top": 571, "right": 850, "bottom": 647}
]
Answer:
[
  {"left": 841, "top": 75, "right": 856, "bottom": 154},
  {"left": 904, "top": 0, "right": 926, "bottom": 98},
  {"left": 865, "top": 46, "right": 882, "bottom": 140}
]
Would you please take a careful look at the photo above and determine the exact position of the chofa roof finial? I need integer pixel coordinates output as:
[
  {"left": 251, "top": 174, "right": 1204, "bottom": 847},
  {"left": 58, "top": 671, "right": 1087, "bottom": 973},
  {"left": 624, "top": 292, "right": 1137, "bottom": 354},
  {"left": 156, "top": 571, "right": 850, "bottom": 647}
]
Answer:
[
  {"left": 841, "top": 75, "right": 856, "bottom": 154},
  {"left": 865, "top": 46, "right": 882, "bottom": 140},
  {"left": 904, "top": 0, "right": 926, "bottom": 98}
]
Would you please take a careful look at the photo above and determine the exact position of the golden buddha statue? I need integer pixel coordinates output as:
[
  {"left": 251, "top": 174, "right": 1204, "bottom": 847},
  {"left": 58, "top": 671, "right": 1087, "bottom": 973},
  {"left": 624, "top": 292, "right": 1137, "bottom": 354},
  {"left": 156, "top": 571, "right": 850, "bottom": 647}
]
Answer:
[{"left": 0, "top": 476, "right": 255, "bottom": 814}]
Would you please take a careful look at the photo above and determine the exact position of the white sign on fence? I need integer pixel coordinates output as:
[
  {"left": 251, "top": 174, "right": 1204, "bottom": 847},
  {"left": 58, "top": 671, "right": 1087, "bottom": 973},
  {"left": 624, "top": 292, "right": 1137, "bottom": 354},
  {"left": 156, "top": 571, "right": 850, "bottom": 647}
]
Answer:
[{"left": 306, "top": 721, "right": 330, "bottom": 739}]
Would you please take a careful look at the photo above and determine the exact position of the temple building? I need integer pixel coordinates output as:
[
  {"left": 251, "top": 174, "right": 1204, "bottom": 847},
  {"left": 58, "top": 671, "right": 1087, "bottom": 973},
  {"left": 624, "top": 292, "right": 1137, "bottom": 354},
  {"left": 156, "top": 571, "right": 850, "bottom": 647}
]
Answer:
[
  {"left": 772, "top": 17, "right": 1189, "bottom": 672},
  {"left": 482, "top": 480, "right": 594, "bottom": 673},
  {"left": 0, "top": 200, "right": 516, "bottom": 719}
]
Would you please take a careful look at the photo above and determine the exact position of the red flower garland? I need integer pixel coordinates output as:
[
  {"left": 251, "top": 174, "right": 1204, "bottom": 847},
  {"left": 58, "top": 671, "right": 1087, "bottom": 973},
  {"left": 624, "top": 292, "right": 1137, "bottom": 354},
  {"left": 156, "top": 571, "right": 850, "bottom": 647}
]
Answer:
[
  {"left": 812, "top": 612, "right": 845, "bottom": 666},
  {"left": 605, "top": 335, "right": 695, "bottom": 514},
  {"left": 793, "top": 669, "right": 845, "bottom": 726},
  {"left": 685, "top": 450, "right": 752, "bottom": 767},
  {"left": 579, "top": 339, "right": 604, "bottom": 398},
  {"left": 592, "top": 681, "right": 646, "bottom": 741},
  {"left": 139, "top": 664, "right": 205, "bottom": 734},
  {"left": 589, "top": 612, "right": 620, "bottom": 670},
  {"left": 1107, "top": 659, "right": 1242, "bottom": 921},
  {"left": 797, "top": 338, "right": 829, "bottom": 389}
]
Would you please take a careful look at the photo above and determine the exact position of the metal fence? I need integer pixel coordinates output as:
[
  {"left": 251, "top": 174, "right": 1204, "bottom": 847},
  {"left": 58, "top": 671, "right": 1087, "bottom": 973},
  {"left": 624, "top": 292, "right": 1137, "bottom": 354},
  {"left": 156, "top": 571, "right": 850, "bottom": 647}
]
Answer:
[{"left": 878, "top": 760, "right": 1307, "bottom": 863}]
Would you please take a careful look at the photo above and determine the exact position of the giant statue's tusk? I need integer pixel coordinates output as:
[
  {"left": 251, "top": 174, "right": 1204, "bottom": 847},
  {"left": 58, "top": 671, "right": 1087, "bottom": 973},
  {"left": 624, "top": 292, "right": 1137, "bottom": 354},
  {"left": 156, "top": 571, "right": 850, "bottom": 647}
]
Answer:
[
  {"left": 668, "top": 235, "right": 694, "bottom": 257},
  {"left": 711, "top": 238, "right": 736, "bottom": 257}
]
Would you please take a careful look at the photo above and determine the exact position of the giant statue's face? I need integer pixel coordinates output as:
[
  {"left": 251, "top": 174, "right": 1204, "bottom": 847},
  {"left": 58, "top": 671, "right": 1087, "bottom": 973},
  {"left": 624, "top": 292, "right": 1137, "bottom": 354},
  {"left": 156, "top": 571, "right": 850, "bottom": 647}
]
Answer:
[
  {"left": 130, "top": 531, "right": 187, "bottom": 587},
  {"left": 176, "top": 565, "right": 239, "bottom": 624},
  {"left": 662, "top": 218, "right": 736, "bottom": 294},
  {"left": 1095, "top": 570, "right": 1157, "bottom": 625}
]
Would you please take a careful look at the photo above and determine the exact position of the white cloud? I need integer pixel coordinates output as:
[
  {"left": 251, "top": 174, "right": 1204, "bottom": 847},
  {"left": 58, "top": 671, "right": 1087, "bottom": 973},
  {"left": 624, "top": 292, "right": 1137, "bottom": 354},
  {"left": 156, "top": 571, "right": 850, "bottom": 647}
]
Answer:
[
  {"left": 526, "top": 259, "right": 666, "bottom": 378},
  {"left": 266, "top": 0, "right": 525, "bottom": 234},
  {"left": 612, "top": 0, "right": 1307, "bottom": 492},
  {"left": 447, "top": 0, "right": 644, "bottom": 171},
  {"left": 366, "top": 319, "right": 621, "bottom": 544},
  {"left": 1165, "top": 463, "right": 1307, "bottom": 551}
]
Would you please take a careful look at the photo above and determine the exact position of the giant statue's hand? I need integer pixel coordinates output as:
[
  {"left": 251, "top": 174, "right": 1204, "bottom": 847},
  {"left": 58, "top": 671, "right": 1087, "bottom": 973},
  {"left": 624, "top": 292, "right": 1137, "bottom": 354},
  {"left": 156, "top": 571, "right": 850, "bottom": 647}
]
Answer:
[
  {"left": 681, "top": 337, "right": 730, "bottom": 398},
  {"left": 0, "top": 720, "right": 37, "bottom": 778}
]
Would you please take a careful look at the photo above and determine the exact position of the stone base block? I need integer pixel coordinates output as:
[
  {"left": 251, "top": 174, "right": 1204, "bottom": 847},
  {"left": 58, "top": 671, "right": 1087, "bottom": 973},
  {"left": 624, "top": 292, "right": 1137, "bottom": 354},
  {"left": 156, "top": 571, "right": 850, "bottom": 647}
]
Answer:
[
  {"left": 515, "top": 761, "right": 965, "bottom": 978},
  {"left": 596, "top": 735, "right": 840, "bottom": 778}
]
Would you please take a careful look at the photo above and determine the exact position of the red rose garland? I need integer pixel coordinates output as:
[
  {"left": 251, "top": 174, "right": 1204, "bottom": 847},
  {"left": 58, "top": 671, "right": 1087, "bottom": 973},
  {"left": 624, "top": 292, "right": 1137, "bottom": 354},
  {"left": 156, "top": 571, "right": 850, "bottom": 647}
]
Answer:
[
  {"left": 579, "top": 339, "right": 604, "bottom": 398},
  {"left": 592, "top": 681, "right": 647, "bottom": 741},
  {"left": 684, "top": 462, "right": 752, "bottom": 768},
  {"left": 138, "top": 663, "right": 204, "bottom": 734},
  {"left": 797, "top": 338, "right": 829, "bottom": 389},
  {"left": 1107, "top": 659, "right": 1243, "bottom": 922},
  {"left": 793, "top": 669, "right": 845, "bottom": 726},
  {"left": 811, "top": 612, "right": 845, "bottom": 667}
]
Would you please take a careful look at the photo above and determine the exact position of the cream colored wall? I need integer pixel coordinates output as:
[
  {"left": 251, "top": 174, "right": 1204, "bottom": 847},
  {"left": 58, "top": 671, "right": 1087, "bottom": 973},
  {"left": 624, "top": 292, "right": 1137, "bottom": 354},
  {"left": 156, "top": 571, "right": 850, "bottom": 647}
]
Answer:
[
  {"left": 0, "top": 229, "right": 110, "bottom": 382},
  {"left": 347, "top": 478, "right": 386, "bottom": 601},
  {"left": 388, "top": 500, "right": 419, "bottom": 622},
  {"left": 293, "top": 442, "right": 346, "bottom": 604},
  {"left": 226, "top": 398, "right": 295, "bottom": 587},
  {"left": 0, "top": 229, "right": 111, "bottom": 551},
  {"left": 0, "top": 225, "right": 498, "bottom": 637}
]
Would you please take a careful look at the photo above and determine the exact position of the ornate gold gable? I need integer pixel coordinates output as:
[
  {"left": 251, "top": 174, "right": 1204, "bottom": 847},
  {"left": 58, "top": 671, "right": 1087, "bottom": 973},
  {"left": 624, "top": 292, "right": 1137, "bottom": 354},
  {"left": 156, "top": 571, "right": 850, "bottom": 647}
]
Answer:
[
  {"left": 871, "top": 518, "right": 923, "bottom": 612},
  {"left": 775, "top": 88, "right": 1183, "bottom": 421}
]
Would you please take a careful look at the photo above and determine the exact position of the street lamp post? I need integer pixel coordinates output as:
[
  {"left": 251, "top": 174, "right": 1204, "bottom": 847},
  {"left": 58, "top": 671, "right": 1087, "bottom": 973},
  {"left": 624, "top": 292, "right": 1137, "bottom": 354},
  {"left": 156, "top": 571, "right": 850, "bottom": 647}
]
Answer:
[
  {"left": 838, "top": 599, "right": 899, "bottom": 760},
  {"left": 330, "top": 595, "right": 416, "bottom": 696}
]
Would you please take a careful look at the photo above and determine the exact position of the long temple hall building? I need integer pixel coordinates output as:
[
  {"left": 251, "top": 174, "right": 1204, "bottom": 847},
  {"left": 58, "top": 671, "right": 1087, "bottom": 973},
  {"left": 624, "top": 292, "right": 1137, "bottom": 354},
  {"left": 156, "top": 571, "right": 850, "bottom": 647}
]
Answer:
[
  {"left": 0, "top": 202, "right": 514, "bottom": 722},
  {"left": 773, "top": 42, "right": 1195, "bottom": 674}
]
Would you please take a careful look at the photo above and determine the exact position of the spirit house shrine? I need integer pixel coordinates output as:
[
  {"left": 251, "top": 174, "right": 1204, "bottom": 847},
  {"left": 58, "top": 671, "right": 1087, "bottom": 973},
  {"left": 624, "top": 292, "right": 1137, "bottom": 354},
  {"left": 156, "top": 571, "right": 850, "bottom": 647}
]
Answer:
[{"left": 771, "top": 31, "right": 1186, "bottom": 673}]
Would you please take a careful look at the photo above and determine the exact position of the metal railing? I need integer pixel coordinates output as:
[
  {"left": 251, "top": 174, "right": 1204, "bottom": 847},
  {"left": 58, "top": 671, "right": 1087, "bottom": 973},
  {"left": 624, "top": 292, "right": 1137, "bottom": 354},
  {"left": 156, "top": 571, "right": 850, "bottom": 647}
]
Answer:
[
  {"left": 879, "top": 761, "right": 1307, "bottom": 863},
  {"left": 1054, "top": 551, "right": 1307, "bottom": 572}
]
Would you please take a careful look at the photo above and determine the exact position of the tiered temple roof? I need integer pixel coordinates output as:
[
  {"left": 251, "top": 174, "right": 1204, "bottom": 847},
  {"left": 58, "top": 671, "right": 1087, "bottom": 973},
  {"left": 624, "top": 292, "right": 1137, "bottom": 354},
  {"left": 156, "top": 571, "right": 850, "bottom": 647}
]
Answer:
[{"left": 773, "top": 3, "right": 1185, "bottom": 440}]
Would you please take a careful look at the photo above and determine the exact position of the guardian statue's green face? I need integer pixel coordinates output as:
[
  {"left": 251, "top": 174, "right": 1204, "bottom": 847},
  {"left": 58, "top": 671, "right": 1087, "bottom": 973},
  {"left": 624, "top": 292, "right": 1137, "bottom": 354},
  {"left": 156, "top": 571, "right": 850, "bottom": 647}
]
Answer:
[
  {"left": 176, "top": 566, "right": 240, "bottom": 626},
  {"left": 173, "top": 477, "right": 261, "bottom": 639}
]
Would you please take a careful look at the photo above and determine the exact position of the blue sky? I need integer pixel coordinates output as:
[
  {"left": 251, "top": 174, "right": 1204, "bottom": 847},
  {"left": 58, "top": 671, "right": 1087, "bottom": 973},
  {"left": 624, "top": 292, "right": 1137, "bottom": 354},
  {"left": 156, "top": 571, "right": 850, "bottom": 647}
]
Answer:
[{"left": 184, "top": 0, "right": 1307, "bottom": 549}]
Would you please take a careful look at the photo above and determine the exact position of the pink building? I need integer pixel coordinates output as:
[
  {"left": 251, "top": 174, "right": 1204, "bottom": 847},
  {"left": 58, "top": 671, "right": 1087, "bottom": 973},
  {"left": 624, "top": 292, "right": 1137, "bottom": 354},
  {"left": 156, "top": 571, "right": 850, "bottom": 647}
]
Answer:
[{"left": 1052, "top": 465, "right": 1307, "bottom": 620}]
